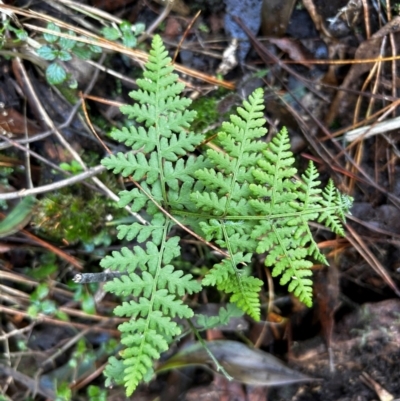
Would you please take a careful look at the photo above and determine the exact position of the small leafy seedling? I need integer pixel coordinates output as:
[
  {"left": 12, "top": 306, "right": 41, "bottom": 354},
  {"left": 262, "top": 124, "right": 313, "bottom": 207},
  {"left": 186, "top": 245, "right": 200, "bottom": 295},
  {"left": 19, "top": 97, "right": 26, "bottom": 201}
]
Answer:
[
  {"left": 0, "top": 18, "right": 27, "bottom": 46},
  {"left": 59, "top": 160, "right": 84, "bottom": 174},
  {"left": 101, "top": 21, "right": 145, "bottom": 48},
  {"left": 95, "top": 35, "right": 352, "bottom": 395},
  {"left": 36, "top": 22, "right": 102, "bottom": 87}
]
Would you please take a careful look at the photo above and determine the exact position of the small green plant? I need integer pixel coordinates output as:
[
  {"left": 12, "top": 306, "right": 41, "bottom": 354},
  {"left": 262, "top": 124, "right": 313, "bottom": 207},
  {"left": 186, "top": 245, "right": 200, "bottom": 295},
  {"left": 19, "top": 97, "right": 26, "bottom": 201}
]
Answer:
[
  {"left": 27, "top": 282, "right": 68, "bottom": 320},
  {"left": 36, "top": 22, "right": 102, "bottom": 87},
  {"left": 59, "top": 160, "right": 84, "bottom": 174},
  {"left": 72, "top": 283, "right": 96, "bottom": 315},
  {"left": 27, "top": 282, "right": 57, "bottom": 317},
  {"left": 87, "top": 385, "right": 107, "bottom": 401},
  {"left": 54, "top": 382, "right": 71, "bottom": 401},
  {"left": 0, "top": 19, "right": 27, "bottom": 47},
  {"left": 101, "top": 21, "right": 145, "bottom": 48},
  {"left": 98, "top": 35, "right": 352, "bottom": 394}
]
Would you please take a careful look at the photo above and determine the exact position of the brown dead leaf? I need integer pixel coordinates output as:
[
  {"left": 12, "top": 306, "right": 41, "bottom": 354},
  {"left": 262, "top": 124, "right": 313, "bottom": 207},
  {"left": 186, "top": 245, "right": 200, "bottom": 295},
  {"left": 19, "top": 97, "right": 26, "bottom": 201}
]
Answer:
[
  {"left": 0, "top": 108, "right": 42, "bottom": 137},
  {"left": 157, "top": 340, "right": 316, "bottom": 387}
]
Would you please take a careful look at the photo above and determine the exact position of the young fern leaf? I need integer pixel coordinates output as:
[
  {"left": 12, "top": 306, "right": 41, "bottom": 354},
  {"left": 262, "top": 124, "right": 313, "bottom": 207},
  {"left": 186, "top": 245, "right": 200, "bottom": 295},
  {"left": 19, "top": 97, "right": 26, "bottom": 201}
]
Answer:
[
  {"left": 100, "top": 35, "right": 203, "bottom": 395},
  {"left": 192, "top": 88, "right": 268, "bottom": 320},
  {"left": 249, "top": 128, "right": 352, "bottom": 306},
  {"left": 194, "top": 303, "right": 244, "bottom": 330}
]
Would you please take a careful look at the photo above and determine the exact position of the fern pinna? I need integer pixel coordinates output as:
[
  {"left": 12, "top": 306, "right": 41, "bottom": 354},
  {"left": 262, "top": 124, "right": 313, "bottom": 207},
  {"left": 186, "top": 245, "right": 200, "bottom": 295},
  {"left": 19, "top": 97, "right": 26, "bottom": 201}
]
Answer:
[
  {"left": 100, "top": 35, "right": 204, "bottom": 394},
  {"left": 99, "top": 35, "right": 352, "bottom": 394}
]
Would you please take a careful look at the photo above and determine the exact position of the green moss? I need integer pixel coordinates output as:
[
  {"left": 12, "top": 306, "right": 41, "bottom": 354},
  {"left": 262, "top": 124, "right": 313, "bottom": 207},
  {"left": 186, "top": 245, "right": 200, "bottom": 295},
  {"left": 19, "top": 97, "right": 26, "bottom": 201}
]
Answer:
[
  {"left": 190, "top": 90, "right": 230, "bottom": 132},
  {"left": 33, "top": 186, "right": 122, "bottom": 246}
]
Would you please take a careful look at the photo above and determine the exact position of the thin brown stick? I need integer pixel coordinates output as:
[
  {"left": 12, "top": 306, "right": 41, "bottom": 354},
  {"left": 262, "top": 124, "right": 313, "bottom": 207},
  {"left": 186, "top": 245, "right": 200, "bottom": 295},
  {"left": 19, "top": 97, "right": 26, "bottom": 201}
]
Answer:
[
  {"left": 361, "top": 0, "right": 371, "bottom": 39},
  {"left": 345, "top": 223, "right": 400, "bottom": 297},
  {"left": 70, "top": 361, "right": 108, "bottom": 391},
  {"left": 131, "top": 180, "right": 232, "bottom": 260},
  {"left": 0, "top": 321, "right": 37, "bottom": 341},
  {"left": 0, "top": 165, "right": 106, "bottom": 200},
  {"left": 20, "top": 227, "right": 84, "bottom": 270},
  {"left": 138, "top": 0, "right": 174, "bottom": 43},
  {"left": 0, "top": 305, "right": 120, "bottom": 335},
  {"left": 0, "top": 134, "right": 102, "bottom": 194},
  {"left": 0, "top": 4, "right": 235, "bottom": 89},
  {"left": 173, "top": 9, "right": 202, "bottom": 63},
  {"left": 79, "top": 92, "right": 112, "bottom": 154}
]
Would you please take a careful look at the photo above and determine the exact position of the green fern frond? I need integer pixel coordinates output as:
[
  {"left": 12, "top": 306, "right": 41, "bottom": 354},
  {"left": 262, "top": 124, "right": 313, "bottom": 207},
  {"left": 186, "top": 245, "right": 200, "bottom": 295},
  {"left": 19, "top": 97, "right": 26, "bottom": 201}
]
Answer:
[
  {"left": 168, "top": 181, "right": 204, "bottom": 213},
  {"left": 298, "top": 162, "right": 323, "bottom": 204},
  {"left": 157, "top": 265, "right": 200, "bottom": 295},
  {"left": 112, "top": 271, "right": 152, "bottom": 297},
  {"left": 164, "top": 156, "right": 210, "bottom": 193},
  {"left": 247, "top": 128, "right": 352, "bottom": 305},
  {"left": 192, "top": 192, "right": 228, "bottom": 215},
  {"left": 191, "top": 88, "right": 268, "bottom": 218},
  {"left": 199, "top": 219, "right": 256, "bottom": 252},
  {"left": 195, "top": 303, "right": 244, "bottom": 330},
  {"left": 117, "top": 327, "right": 168, "bottom": 395},
  {"left": 104, "top": 357, "right": 125, "bottom": 387},
  {"left": 97, "top": 35, "right": 352, "bottom": 394},
  {"left": 202, "top": 254, "right": 262, "bottom": 320},
  {"left": 318, "top": 180, "right": 347, "bottom": 236},
  {"left": 100, "top": 242, "right": 155, "bottom": 273},
  {"left": 104, "top": 228, "right": 200, "bottom": 395},
  {"left": 101, "top": 34, "right": 204, "bottom": 204},
  {"left": 102, "top": 151, "right": 159, "bottom": 183},
  {"left": 117, "top": 213, "right": 165, "bottom": 243},
  {"left": 100, "top": 35, "right": 204, "bottom": 395},
  {"left": 188, "top": 89, "right": 271, "bottom": 317}
]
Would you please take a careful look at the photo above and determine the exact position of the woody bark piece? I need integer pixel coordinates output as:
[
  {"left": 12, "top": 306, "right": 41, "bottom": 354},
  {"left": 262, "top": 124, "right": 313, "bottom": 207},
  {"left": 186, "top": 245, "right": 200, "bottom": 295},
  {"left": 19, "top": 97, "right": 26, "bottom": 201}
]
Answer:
[{"left": 73, "top": 271, "right": 125, "bottom": 283}]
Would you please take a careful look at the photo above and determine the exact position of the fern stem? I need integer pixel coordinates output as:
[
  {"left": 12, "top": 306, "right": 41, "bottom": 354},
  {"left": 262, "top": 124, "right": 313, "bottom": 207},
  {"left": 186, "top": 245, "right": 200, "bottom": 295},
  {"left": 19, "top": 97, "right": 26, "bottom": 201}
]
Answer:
[
  {"left": 187, "top": 319, "right": 233, "bottom": 380},
  {"left": 221, "top": 221, "right": 247, "bottom": 283},
  {"left": 133, "top": 180, "right": 231, "bottom": 258},
  {"left": 171, "top": 206, "right": 347, "bottom": 221},
  {"left": 156, "top": 115, "right": 168, "bottom": 204}
]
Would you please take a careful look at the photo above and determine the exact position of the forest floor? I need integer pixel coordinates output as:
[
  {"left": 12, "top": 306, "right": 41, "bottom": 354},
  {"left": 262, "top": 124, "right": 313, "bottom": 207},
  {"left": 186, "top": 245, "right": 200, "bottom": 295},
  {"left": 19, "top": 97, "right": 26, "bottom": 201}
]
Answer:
[{"left": 1, "top": 0, "right": 400, "bottom": 400}]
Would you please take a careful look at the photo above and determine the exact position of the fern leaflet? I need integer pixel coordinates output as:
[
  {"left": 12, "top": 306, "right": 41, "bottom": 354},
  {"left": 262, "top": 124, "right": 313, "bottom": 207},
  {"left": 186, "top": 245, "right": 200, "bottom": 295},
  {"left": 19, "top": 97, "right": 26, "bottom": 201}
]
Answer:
[
  {"left": 100, "top": 35, "right": 202, "bottom": 395},
  {"left": 191, "top": 88, "right": 268, "bottom": 319},
  {"left": 248, "top": 128, "right": 351, "bottom": 306}
]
